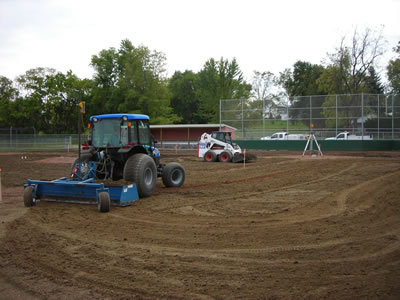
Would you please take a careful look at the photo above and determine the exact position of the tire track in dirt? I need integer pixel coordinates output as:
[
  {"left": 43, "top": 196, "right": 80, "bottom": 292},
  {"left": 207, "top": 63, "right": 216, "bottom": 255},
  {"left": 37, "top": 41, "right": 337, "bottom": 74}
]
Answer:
[
  {"left": 23, "top": 206, "right": 400, "bottom": 267},
  {"left": 108, "top": 162, "right": 397, "bottom": 228},
  {"left": 333, "top": 168, "right": 400, "bottom": 213},
  {"left": 150, "top": 160, "right": 359, "bottom": 221},
  {"left": 131, "top": 161, "right": 360, "bottom": 224},
  {"left": 4, "top": 219, "right": 190, "bottom": 299},
  {"left": 226, "top": 164, "right": 400, "bottom": 226}
]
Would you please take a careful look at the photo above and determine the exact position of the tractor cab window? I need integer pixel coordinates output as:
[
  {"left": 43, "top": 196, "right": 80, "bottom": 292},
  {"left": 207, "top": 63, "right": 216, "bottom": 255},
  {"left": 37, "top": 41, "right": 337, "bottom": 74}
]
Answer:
[
  {"left": 138, "top": 120, "right": 150, "bottom": 145},
  {"left": 92, "top": 119, "right": 122, "bottom": 147},
  {"left": 128, "top": 121, "right": 138, "bottom": 144},
  {"left": 120, "top": 121, "right": 129, "bottom": 145}
]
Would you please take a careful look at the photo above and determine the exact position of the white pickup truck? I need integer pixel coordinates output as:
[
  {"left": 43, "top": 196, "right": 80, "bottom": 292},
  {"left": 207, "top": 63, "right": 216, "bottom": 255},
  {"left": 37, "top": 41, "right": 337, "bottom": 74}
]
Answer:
[
  {"left": 325, "top": 131, "right": 373, "bottom": 140},
  {"left": 261, "top": 132, "right": 308, "bottom": 140}
]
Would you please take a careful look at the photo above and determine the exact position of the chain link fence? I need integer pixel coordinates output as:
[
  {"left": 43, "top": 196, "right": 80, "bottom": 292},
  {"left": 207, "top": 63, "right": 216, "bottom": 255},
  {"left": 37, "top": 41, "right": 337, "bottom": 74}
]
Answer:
[
  {"left": 220, "top": 94, "right": 400, "bottom": 140},
  {"left": 0, "top": 128, "right": 84, "bottom": 151},
  {"left": 0, "top": 129, "right": 195, "bottom": 151}
]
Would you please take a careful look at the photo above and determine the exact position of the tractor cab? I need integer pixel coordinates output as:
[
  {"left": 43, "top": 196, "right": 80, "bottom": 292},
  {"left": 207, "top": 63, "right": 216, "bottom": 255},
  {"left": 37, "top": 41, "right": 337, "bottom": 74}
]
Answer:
[
  {"left": 90, "top": 114, "right": 152, "bottom": 149},
  {"left": 211, "top": 131, "right": 234, "bottom": 146}
]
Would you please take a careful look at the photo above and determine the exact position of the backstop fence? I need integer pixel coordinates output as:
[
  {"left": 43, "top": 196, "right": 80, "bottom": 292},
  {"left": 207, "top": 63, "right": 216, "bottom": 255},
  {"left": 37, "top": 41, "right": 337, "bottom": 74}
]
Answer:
[
  {"left": 220, "top": 94, "right": 400, "bottom": 140},
  {"left": 0, "top": 127, "right": 78, "bottom": 151}
]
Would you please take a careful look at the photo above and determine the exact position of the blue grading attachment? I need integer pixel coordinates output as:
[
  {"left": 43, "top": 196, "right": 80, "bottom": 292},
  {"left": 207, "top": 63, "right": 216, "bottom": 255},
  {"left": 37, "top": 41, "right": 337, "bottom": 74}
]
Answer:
[{"left": 24, "top": 177, "right": 139, "bottom": 211}]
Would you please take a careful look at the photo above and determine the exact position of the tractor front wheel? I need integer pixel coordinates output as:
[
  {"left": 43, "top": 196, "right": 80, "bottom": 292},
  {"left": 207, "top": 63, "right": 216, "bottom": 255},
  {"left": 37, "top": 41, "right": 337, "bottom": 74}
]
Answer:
[
  {"left": 162, "top": 163, "right": 185, "bottom": 187},
  {"left": 123, "top": 154, "right": 157, "bottom": 198}
]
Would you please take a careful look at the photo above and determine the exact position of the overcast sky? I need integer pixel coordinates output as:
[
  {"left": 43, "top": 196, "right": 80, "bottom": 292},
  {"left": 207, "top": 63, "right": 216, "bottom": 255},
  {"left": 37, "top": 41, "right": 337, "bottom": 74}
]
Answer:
[{"left": 0, "top": 0, "right": 399, "bottom": 82}]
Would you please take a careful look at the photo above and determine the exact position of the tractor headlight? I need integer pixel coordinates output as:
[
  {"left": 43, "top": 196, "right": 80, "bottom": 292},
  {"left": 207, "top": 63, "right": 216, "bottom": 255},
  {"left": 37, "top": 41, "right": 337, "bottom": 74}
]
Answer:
[
  {"left": 122, "top": 116, "right": 128, "bottom": 121},
  {"left": 93, "top": 117, "right": 98, "bottom": 122}
]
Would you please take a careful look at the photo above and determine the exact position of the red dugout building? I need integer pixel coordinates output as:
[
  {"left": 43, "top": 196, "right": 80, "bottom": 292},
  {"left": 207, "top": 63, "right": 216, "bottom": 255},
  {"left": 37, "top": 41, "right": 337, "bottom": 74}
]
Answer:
[{"left": 150, "top": 124, "right": 236, "bottom": 148}]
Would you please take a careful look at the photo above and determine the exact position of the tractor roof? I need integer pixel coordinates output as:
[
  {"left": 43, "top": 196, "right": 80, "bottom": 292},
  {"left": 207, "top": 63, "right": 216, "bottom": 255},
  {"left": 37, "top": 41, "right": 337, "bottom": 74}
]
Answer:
[{"left": 90, "top": 114, "right": 150, "bottom": 121}]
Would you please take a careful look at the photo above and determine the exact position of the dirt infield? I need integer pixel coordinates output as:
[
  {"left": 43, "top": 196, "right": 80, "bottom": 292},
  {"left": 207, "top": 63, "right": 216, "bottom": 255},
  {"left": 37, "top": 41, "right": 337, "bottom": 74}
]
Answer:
[{"left": 0, "top": 150, "right": 399, "bottom": 299}]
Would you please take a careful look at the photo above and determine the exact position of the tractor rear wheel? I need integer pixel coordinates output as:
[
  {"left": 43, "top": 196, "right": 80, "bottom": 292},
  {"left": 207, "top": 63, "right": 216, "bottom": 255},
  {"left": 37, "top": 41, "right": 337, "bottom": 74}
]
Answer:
[
  {"left": 70, "top": 154, "right": 92, "bottom": 180},
  {"left": 219, "top": 151, "right": 232, "bottom": 163},
  {"left": 98, "top": 192, "right": 110, "bottom": 212},
  {"left": 204, "top": 150, "right": 217, "bottom": 162},
  {"left": 23, "top": 186, "right": 36, "bottom": 207},
  {"left": 123, "top": 154, "right": 157, "bottom": 198},
  {"left": 162, "top": 163, "right": 185, "bottom": 187}
]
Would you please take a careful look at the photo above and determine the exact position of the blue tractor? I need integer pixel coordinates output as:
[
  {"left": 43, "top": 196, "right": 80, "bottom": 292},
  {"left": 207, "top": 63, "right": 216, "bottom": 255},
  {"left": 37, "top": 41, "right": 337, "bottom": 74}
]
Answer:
[{"left": 70, "top": 113, "right": 185, "bottom": 198}]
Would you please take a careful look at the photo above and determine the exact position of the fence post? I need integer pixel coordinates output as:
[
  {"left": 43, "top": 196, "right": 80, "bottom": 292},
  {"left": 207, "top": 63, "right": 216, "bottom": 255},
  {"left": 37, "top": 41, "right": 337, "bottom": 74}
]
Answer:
[
  {"left": 33, "top": 127, "right": 36, "bottom": 149},
  {"left": 309, "top": 96, "right": 312, "bottom": 130},
  {"left": 392, "top": 95, "right": 395, "bottom": 139},
  {"left": 361, "top": 93, "right": 364, "bottom": 139},
  {"left": 241, "top": 98, "right": 244, "bottom": 138},
  {"left": 336, "top": 95, "right": 338, "bottom": 136},
  {"left": 219, "top": 99, "right": 222, "bottom": 131},
  {"left": 377, "top": 94, "right": 380, "bottom": 140},
  {"left": 286, "top": 98, "right": 289, "bottom": 134},
  {"left": 262, "top": 98, "right": 265, "bottom": 137}
]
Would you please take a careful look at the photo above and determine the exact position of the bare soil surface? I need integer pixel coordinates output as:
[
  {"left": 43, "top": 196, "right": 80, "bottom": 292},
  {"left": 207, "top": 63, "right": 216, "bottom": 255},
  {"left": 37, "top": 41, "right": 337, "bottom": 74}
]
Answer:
[{"left": 0, "top": 150, "right": 399, "bottom": 300}]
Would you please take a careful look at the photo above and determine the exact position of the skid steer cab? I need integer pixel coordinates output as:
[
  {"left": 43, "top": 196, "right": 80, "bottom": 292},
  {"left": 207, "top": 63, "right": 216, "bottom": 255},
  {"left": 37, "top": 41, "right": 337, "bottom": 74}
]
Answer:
[
  {"left": 71, "top": 113, "right": 185, "bottom": 198},
  {"left": 197, "top": 131, "right": 256, "bottom": 163}
]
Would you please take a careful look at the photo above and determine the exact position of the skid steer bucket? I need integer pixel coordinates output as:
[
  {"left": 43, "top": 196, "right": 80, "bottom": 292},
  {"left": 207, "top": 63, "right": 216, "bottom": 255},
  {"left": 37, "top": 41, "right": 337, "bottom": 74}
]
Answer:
[{"left": 232, "top": 152, "right": 257, "bottom": 163}]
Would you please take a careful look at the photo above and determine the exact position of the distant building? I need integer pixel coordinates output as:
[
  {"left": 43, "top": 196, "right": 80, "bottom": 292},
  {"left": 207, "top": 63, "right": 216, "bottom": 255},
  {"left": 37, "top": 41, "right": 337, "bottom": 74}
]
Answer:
[{"left": 150, "top": 124, "right": 236, "bottom": 148}]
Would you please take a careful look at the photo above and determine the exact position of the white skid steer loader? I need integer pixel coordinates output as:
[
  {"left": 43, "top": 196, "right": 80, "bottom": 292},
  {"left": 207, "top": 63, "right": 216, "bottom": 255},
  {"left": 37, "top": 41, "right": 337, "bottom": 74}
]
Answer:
[{"left": 197, "top": 131, "right": 256, "bottom": 163}]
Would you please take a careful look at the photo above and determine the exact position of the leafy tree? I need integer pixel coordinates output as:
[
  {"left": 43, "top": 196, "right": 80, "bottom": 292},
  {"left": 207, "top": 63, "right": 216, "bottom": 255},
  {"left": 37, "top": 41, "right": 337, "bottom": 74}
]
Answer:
[
  {"left": 252, "top": 71, "right": 276, "bottom": 100},
  {"left": 0, "top": 76, "right": 19, "bottom": 127},
  {"left": 316, "top": 65, "right": 347, "bottom": 94},
  {"left": 387, "top": 41, "right": 400, "bottom": 94},
  {"left": 14, "top": 68, "right": 55, "bottom": 131},
  {"left": 44, "top": 71, "right": 92, "bottom": 133},
  {"left": 364, "top": 66, "right": 384, "bottom": 94},
  {"left": 251, "top": 71, "right": 284, "bottom": 119},
  {"left": 319, "top": 27, "right": 386, "bottom": 94},
  {"left": 90, "top": 39, "right": 179, "bottom": 124},
  {"left": 90, "top": 47, "right": 119, "bottom": 115},
  {"left": 279, "top": 61, "right": 326, "bottom": 97},
  {"left": 317, "top": 28, "right": 386, "bottom": 130},
  {"left": 196, "top": 57, "right": 251, "bottom": 123},
  {"left": 279, "top": 61, "right": 326, "bottom": 127},
  {"left": 13, "top": 68, "right": 91, "bottom": 133},
  {"left": 169, "top": 70, "right": 200, "bottom": 123}
]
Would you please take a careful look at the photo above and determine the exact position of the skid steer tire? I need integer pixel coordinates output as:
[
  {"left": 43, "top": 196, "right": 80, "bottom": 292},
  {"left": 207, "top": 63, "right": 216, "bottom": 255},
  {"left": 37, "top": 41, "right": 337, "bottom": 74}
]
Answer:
[
  {"left": 98, "top": 192, "right": 110, "bottom": 213},
  {"left": 204, "top": 151, "right": 217, "bottom": 162},
  {"left": 70, "top": 154, "right": 92, "bottom": 180},
  {"left": 162, "top": 163, "right": 185, "bottom": 188},
  {"left": 23, "top": 186, "right": 36, "bottom": 207},
  {"left": 218, "top": 151, "right": 232, "bottom": 163},
  {"left": 123, "top": 154, "right": 157, "bottom": 198}
]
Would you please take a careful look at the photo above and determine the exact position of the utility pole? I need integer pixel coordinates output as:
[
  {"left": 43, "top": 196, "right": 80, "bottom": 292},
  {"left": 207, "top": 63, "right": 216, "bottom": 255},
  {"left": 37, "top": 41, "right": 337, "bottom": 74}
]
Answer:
[{"left": 78, "top": 101, "right": 86, "bottom": 161}]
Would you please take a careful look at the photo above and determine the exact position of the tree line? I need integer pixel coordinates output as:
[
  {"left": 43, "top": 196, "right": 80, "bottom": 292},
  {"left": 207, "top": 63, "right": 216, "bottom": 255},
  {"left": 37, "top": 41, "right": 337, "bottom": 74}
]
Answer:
[{"left": 0, "top": 28, "right": 399, "bottom": 134}]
